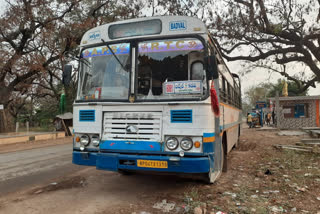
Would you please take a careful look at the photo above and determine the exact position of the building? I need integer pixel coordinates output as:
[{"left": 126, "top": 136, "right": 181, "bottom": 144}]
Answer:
[{"left": 269, "top": 96, "right": 320, "bottom": 129}]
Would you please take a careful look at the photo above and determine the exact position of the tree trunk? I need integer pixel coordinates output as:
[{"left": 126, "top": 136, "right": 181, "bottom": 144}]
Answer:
[
  {"left": 0, "top": 108, "right": 15, "bottom": 133},
  {"left": 0, "top": 87, "right": 15, "bottom": 133}
]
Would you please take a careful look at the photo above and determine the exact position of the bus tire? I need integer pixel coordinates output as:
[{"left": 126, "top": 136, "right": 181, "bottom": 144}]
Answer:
[
  {"left": 203, "top": 173, "right": 212, "bottom": 184},
  {"left": 222, "top": 134, "right": 228, "bottom": 172}
]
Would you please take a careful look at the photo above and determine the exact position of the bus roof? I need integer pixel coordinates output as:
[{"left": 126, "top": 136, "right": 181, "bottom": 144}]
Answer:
[{"left": 80, "top": 16, "right": 208, "bottom": 47}]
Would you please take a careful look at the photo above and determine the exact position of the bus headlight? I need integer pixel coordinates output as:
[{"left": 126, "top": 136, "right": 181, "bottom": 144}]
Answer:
[
  {"left": 180, "top": 137, "right": 193, "bottom": 151},
  {"left": 91, "top": 135, "right": 100, "bottom": 147},
  {"left": 166, "top": 137, "right": 179, "bottom": 150},
  {"left": 80, "top": 135, "right": 90, "bottom": 146}
]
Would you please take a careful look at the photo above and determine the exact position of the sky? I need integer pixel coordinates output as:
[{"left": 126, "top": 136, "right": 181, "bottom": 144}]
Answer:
[
  {"left": 228, "top": 60, "right": 320, "bottom": 96},
  {"left": 0, "top": 0, "right": 318, "bottom": 96},
  {"left": 0, "top": 0, "right": 4, "bottom": 15}
]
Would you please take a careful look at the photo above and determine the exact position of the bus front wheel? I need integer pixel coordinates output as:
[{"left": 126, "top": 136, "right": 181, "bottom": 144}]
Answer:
[{"left": 222, "top": 135, "right": 228, "bottom": 172}]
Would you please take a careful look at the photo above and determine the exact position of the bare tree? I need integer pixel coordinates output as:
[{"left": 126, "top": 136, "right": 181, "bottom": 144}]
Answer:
[
  {"left": 207, "top": 0, "right": 320, "bottom": 92},
  {"left": 0, "top": 0, "right": 80, "bottom": 131},
  {"left": 143, "top": 0, "right": 320, "bottom": 92},
  {"left": 0, "top": 0, "right": 145, "bottom": 132}
]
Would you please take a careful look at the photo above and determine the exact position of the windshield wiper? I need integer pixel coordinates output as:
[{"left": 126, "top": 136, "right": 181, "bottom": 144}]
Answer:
[
  {"left": 101, "top": 39, "right": 128, "bottom": 72},
  {"left": 80, "top": 57, "right": 91, "bottom": 67}
]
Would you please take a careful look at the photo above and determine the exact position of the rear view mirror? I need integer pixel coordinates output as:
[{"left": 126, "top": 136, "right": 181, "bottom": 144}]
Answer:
[
  {"left": 205, "top": 55, "right": 219, "bottom": 79},
  {"left": 63, "top": 64, "right": 72, "bottom": 86}
]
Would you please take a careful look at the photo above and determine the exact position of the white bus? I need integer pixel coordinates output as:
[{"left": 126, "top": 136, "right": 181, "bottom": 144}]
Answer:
[{"left": 63, "top": 16, "right": 242, "bottom": 183}]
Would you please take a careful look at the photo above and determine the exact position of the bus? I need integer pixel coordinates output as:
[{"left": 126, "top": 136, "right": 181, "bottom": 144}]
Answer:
[{"left": 63, "top": 16, "right": 242, "bottom": 183}]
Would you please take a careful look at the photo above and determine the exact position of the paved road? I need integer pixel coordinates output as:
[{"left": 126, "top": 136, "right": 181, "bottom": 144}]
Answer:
[
  {"left": 0, "top": 144, "right": 198, "bottom": 214},
  {"left": 0, "top": 144, "right": 86, "bottom": 196}
]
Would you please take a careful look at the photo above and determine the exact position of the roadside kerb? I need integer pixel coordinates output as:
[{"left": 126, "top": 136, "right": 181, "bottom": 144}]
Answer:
[{"left": 0, "top": 132, "right": 65, "bottom": 146}]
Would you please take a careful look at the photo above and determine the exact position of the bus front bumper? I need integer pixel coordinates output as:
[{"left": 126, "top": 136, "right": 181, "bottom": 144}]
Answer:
[{"left": 72, "top": 151, "right": 210, "bottom": 173}]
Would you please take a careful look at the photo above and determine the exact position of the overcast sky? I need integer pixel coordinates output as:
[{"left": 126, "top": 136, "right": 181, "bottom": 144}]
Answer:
[
  {"left": 0, "top": 0, "right": 5, "bottom": 14},
  {"left": 228, "top": 59, "right": 320, "bottom": 96},
  {"left": 0, "top": 0, "right": 318, "bottom": 96}
]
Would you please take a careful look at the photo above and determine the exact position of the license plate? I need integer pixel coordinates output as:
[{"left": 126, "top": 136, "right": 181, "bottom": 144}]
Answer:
[{"left": 137, "top": 160, "right": 168, "bottom": 168}]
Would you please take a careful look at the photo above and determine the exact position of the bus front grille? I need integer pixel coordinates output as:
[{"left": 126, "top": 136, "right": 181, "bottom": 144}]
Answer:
[{"left": 103, "top": 112, "right": 162, "bottom": 141}]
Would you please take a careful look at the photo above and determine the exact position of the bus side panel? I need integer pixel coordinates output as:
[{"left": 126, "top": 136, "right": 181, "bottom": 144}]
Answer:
[
  {"left": 226, "top": 126, "right": 238, "bottom": 152},
  {"left": 220, "top": 103, "right": 241, "bottom": 153}
]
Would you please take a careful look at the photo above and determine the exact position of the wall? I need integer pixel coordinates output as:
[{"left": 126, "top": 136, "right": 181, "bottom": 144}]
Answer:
[
  {"left": 0, "top": 132, "right": 65, "bottom": 146},
  {"left": 278, "top": 99, "right": 318, "bottom": 129}
]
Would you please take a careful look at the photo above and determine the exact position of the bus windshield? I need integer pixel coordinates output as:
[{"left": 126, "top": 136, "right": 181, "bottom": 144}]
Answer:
[
  {"left": 78, "top": 43, "right": 130, "bottom": 100},
  {"left": 137, "top": 38, "right": 207, "bottom": 100},
  {"left": 77, "top": 38, "right": 207, "bottom": 101}
]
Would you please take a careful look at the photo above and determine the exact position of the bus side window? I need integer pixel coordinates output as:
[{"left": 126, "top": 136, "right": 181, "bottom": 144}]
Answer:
[
  {"left": 222, "top": 77, "right": 226, "bottom": 102},
  {"left": 227, "top": 82, "right": 231, "bottom": 104},
  {"left": 231, "top": 87, "right": 234, "bottom": 105},
  {"left": 219, "top": 75, "right": 223, "bottom": 97},
  {"left": 233, "top": 90, "right": 238, "bottom": 107},
  {"left": 230, "top": 87, "right": 233, "bottom": 105},
  {"left": 231, "top": 87, "right": 235, "bottom": 106},
  {"left": 229, "top": 86, "right": 232, "bottom": 105}
]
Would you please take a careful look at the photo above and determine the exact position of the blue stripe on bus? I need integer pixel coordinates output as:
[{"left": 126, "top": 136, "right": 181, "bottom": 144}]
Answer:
[
  {"left": 100, "top": 140, "right": 162, "bottom": 151},
  {"left": 203, "top": 132, "right": 215, "bottom": 153},
  {"left": 73, "top": 151, "right": 211, "bottom": 173},
  {"left": 208, "top": 153, "right": 215, "bottom": 173},
  {"left": 72, "top": 151, "right": 97, "bottom": 166},
  {"left": 97, "top": 149, "right": 207, "bottom": 156},
  {"left": 203, "top": 132, "right": 215, "bottom": 137}
]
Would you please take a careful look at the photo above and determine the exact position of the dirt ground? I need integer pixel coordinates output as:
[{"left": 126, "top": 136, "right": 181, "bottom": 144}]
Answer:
[{"left": 0, "top": 127, "right": 319, "bottom": 214}]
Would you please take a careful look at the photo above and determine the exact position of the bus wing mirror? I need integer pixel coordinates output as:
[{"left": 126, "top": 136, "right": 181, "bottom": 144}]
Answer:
[
  {"left": 205, "top": 56, "right": 219, "bottom": 79},
  {"left": 62, "top": 64, "right": 72, "bottom": 86}
]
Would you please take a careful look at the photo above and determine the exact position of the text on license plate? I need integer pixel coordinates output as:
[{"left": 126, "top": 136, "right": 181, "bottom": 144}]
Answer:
[{"left": 137, "top": 160, "right": 168, "bottom": 168}]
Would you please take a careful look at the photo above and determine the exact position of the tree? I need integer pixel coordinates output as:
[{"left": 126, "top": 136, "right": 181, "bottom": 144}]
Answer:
[
  {"left": 267, "top": 79, "right": 308, "bottom": 97},
  {"left": 244, "top": 79, "right": 309, "bottom": 109},
  {"left": 208, "top": 0, "right": 320, "bottom": 93},
  {"left": 0, "top": 0, "right": 80, "bottom": 132},
  {"left": 244, "top": 83, "right": 272, "bottom": 108},
  {"left": 142, "top": 0, "right": 319, "bottom": 92},
  {"left": 0, "top": 0, "right": 145, "bottom": 132}
]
